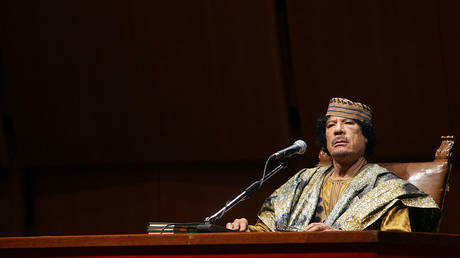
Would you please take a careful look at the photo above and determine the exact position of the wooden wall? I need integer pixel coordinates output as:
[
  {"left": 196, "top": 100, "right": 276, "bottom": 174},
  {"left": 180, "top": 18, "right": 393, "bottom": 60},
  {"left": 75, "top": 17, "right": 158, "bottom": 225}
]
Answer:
[{"left": 0, "top": 0, "right": 458, "bottom": 236}]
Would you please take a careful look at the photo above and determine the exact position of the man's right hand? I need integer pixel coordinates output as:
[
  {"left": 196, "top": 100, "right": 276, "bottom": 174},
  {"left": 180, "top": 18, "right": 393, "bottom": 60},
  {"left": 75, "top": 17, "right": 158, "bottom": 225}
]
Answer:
[{"left": 226, "top": 218, "right": 250, "bottom": 232}]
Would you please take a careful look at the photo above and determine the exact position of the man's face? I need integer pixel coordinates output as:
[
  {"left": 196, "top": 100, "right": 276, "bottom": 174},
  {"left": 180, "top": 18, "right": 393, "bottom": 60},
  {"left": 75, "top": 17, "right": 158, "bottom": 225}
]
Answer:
[{"left": 325, "top": 116, "right": 367, "bottom": 160}]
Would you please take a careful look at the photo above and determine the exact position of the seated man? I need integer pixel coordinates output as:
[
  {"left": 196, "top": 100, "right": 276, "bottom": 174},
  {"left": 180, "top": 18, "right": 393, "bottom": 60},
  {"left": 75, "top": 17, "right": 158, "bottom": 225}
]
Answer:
[{"left": 227, "top": 97, "right": 440, "bottom": 232}]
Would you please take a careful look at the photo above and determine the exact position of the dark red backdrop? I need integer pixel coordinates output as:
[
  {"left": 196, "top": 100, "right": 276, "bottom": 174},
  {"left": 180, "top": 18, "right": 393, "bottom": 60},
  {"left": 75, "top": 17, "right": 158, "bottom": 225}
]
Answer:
[{"left": 0, "top": 0, "right": 458, "bottom": 236}]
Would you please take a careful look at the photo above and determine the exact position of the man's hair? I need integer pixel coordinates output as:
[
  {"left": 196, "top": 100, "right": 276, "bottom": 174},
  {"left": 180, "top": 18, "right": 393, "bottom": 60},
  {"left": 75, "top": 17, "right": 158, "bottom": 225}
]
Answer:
[{"left": 315, "top": 115, "right": 376, "bottom": 157}]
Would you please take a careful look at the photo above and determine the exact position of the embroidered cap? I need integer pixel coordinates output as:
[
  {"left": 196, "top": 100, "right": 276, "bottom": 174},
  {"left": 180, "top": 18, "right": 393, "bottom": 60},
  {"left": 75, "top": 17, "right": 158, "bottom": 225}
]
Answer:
[{"left": 326, "top": 97, "right": 372, "bottom": 123}]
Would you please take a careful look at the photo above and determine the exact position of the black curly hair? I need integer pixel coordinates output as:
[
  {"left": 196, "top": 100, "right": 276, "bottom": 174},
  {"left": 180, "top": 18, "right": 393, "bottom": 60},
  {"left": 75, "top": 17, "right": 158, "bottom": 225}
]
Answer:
[{"left": 315, "top": 115, "right": 376, "bottom": 158}]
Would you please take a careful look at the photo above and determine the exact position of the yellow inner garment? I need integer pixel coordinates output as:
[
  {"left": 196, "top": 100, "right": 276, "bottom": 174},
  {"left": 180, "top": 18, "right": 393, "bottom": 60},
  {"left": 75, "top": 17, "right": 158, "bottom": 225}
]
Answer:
[{"left": 321, "top": 177, "right": 351, "bottom": 216}]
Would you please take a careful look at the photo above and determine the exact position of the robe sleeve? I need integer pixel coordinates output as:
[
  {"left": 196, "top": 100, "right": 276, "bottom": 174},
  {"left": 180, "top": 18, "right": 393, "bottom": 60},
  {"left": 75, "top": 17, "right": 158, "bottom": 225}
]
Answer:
[
  {"left": 248, "top": 219, "right": 271, "bottom": 232},
  {"left": 379, "top": 203, "right": 411, "bottom": 232}
]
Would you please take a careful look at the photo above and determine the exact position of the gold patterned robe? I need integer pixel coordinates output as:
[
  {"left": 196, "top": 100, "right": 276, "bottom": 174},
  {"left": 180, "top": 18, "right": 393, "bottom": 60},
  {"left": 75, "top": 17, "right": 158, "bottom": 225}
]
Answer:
[{"left": 250, "top": 164, "right": 439, "bottom": 232}]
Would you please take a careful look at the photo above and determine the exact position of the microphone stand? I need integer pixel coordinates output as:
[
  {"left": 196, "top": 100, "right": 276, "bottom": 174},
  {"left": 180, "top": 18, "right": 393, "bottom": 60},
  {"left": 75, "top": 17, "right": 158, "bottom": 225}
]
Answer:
[{"left": 204, "top": 161, "right": 288, "bottom": 225}]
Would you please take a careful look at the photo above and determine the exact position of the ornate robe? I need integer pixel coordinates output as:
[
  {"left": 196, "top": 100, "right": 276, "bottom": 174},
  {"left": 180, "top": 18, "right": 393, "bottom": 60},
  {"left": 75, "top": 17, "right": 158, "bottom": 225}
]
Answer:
[{"left": 256, "top": 164, "right": 440, "bottom": 232}]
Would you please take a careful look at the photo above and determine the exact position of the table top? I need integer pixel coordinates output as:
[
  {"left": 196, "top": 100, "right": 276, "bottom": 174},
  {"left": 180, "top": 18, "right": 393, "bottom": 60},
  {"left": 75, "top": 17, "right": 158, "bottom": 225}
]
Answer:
[{"left": 1, "top": 230, "right": 459, "bottom": 249}]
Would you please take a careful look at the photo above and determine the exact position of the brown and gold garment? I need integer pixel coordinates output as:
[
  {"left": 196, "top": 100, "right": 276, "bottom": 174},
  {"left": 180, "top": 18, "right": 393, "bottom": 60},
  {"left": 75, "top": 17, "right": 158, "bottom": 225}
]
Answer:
[{"left": 249, "top": 164, "right": 439, "bottom": 232}]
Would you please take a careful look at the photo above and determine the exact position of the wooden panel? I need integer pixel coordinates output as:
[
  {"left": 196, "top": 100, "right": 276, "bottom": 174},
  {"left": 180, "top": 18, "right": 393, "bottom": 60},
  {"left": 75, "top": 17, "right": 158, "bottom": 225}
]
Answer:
[
  {"left": 33, "top": 167, "right": 160, "bottom": 235},
  {"left": 0, "top": 170, "right": 14, "bottom": 236},
  {"left": 29, "top": 161, "right": 300, "bottom": 235},
  {"left": 286, "top": 0, "right": 453, "bottom": 161},
  {"left": 1, "top": 0, "right": 290, "bottom": 166},
  {"left": 0, "top": 119, "right": 7, "bottom": 167},
  {"left": 157, "top": 162, "right": 299, "bottom": 225},
  {"left": 438, "top": 0, "right": 460, "bottom": 163}
]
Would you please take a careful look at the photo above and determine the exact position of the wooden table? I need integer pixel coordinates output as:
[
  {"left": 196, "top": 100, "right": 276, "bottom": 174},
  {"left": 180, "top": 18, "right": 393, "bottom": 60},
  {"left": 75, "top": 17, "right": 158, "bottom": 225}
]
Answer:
[{"left": 0, "top": 230, "right": 459, "bottom": 257}]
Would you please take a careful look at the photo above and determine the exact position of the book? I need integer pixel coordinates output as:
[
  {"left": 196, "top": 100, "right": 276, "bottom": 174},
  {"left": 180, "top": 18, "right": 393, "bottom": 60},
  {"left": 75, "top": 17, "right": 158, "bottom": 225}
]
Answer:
[
  {"left": 147, "top": 222, "right": 200, "bottom": 234},
  {"left": 147, "top": 222, "right": 237, "bottom": 234}
]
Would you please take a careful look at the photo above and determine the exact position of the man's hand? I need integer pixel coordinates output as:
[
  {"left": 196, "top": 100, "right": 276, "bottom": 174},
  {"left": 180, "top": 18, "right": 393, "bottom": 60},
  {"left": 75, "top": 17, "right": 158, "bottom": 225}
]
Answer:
[
  {"left": 303, "top": 223, "right": 338, "bottom": 232},
  {"left": 226, "top": 218, "right": 250, "bottom": 232}
]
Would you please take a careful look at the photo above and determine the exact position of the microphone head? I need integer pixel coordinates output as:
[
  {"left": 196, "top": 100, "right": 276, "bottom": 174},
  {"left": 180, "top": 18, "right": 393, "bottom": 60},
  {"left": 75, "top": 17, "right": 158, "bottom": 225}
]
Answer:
[{"left": 294, "top": 140, "right": 307, "bottom": 154}]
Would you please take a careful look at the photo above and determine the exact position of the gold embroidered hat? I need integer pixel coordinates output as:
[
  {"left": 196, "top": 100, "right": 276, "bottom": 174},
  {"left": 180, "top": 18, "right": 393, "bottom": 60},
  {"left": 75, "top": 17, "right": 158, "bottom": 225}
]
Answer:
[{"left": 326, "top": 97, "right": 372, "bottom": 123}]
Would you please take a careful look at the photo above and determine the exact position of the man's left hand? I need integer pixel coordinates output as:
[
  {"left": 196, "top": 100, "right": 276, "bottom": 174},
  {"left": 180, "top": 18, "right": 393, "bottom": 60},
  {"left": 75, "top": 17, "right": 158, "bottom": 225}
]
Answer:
[{"left": 302, "top": 223, "right": 339, "bottom": 232}]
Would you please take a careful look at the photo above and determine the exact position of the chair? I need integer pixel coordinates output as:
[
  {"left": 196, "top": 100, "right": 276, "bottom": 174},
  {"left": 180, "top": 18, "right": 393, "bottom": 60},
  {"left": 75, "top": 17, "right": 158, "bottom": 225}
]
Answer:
[{"left": 317, "top": 136, "right": 455, "bottom": 212}]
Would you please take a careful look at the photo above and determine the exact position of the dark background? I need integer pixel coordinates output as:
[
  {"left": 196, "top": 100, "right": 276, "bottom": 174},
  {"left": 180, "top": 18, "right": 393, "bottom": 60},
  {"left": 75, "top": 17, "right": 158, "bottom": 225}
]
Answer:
[{"left": 0, "top": 0, "right": 458, "bottom": 236}]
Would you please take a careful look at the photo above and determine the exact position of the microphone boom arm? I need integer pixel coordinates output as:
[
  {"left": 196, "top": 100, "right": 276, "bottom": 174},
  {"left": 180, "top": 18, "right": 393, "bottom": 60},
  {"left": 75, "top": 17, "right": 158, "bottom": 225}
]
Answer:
[{"left": 204, "top": 161, "right": 288, "bottom": 224}]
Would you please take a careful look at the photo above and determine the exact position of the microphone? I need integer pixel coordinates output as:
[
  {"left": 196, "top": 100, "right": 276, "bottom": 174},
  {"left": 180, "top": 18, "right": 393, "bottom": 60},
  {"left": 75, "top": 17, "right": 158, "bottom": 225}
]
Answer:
[{"left": 270, "top": 140, "right": 307, "bottom": 160}]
